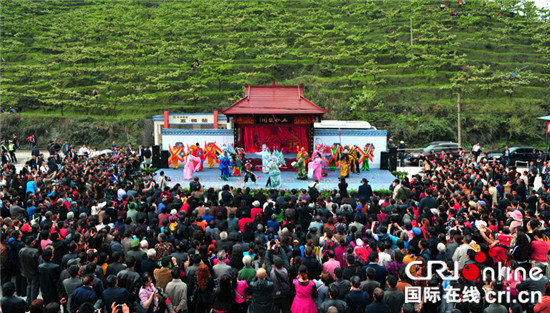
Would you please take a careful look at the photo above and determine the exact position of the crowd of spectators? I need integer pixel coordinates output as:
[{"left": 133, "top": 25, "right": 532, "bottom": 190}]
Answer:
[{"left": 1, "top": 141, "right": 550, "bottom": 313}]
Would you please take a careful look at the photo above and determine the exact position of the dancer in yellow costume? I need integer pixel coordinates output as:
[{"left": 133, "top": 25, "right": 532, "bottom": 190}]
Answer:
[{"left": 339, "top": 148, "right": 350, "bottom": 178}]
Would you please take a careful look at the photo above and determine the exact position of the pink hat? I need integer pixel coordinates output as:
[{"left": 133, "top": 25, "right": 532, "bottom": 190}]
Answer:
[{"left": 510, "top": 210, "right": 523, "bottom": 221}]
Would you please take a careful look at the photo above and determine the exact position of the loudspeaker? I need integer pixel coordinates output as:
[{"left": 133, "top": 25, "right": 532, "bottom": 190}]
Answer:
[
  {"left": 152, "top": 145, "right": 161, "bottom": 168},
  {"left": 389, "top": 153, "right": 397, "bottom": 171},
  {"left": 380, "top": 151, "right": 398, "bottom": 171},
  {"left": 160, "top": 151, "right": 169, "bottom": 168},
  {"left": 152, "top": 145, "right": 160, "bottom": 155},
  {"left": 380, "top": 151, "right": 390, "bottom": 170}
]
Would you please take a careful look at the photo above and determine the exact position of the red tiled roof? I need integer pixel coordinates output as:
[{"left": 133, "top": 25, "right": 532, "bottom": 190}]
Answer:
[{"left": 221, "top": 83, "right": 328, "bottom": 115}]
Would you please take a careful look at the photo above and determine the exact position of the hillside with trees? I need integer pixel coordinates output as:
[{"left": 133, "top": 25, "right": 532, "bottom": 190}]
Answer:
[{"left": 1, "top": 0, "right": 549, "bottom": 147}]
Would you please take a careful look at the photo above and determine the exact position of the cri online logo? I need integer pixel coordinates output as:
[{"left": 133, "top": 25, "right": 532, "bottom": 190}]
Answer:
[{"left": 405, "top": 250, "right": 545, "bottom": 282}]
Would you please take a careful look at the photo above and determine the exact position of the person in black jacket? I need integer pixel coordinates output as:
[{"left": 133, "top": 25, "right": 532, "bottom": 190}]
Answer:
[
  {"left": 190, "top": 176, "right": 201, "bottom": 192},
  {"left": 344, "top": 276, "right": 369, "bottom": 313},
  {"left": 70, "top": 274, "right": 100, "bottom": 313},
  {"left": 418, "top": 189, "right": 437, "bottom": 211},
  {"left": 342, "top": 254, "right": 364, "bottom": 281},
  {"left": 247, "top": 268, "right": 275, "bottom": 313},
  {"left": 9, "top": 230, "right": 26, "bottom": 297},
  {"left": 329, "top": 268, "right": 350, "bottom": 300},
  {"left": 319, "top": 285, "right": 348, "bottom": 313},
  {"left": 142, "top": 249, "right": 160, "bottom": 279},
  {"left": 1, "top": 281, "right": 30, "bottom": 313},
  {"left": 102, "top": 275, "right": 133, "bottom": 313},
  {"left": 302, "top": 246, "right": 322, "bottom": 280},
  {"left": 38, "top": 247, "right": 61, "bottom": 304},
  {"left": 265, "top": 240, "right": 291, "bottom": 313},
  {"left": 364, "top": 288, "right": 391, "bottom": 313},
  {"left": 211, "top": 274, "right": 234, "bottom": 313},
  {"left": 106, "top": 251, "right": 126, "bottom": 277},
  {"left": 357, "top": 179, "right": 372, "bottom": 203},
  {"left": 18, "top": 236, "right": 40, "bottom": 304},
  {"left": 117, "top": 257, "right": 141, "bottom": 298}
]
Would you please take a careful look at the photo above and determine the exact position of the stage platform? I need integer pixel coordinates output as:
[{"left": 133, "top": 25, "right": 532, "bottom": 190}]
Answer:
[{"left": 159, "top": 167, "right": 395, "bottom": 192}]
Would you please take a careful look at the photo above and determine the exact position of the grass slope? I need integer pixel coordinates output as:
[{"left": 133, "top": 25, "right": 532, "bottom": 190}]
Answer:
[{"left": 1, "top": 0, "right": 549, "bottom": 147}]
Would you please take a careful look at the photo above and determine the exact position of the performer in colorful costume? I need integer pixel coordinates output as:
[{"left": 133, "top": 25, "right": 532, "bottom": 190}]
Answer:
[
  {"left": 349, "top": 145, "right": 360, "bottom": 174},
  {"left": 233, "top": 148, "right": 244, "bottom": 177},
  {"left": 243, "top": 159, "right": 257, "bottom": 186},
  {"left": 266, "top": 156, "right": 282, "bottom": 188},
  {"left": 339, "top": 148, "right": 350, "bottom": 178},
  {"left": 219, "top": 151, "right": 232, "bottom": 181},
  {"left": 191, "top": 143, "right": 204, "bottom": 171},
  {"left": 308, "top": 151, "right": 324, "bottom": 181},
  {"left": 296, "top": 147, "right": 308, "bottom": 180},
  {"left": 172, "top": 156, "right": 179, "bottom": 169},
  {"left": 168, "top": 145, "right": 184, "bottom": 169},
  {"left": 184, "top": 149, "right": 202, "bottom": 180},
  {"left": 360, "top": 144, "right": 374, "bottom": 171},
  {"left": 329, "top": 145, "right": 340, "bottom": 171},
  {"left": 261, "top": 144, "right": 271, "bottom": 174},
  {"left": 205, "top": 142, "right": 219, "bottom": 168}
]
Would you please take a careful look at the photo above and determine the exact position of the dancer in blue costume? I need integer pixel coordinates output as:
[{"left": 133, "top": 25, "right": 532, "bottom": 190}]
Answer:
[{"left": 219, "top": 151, "right": 232, "bottom": 181}]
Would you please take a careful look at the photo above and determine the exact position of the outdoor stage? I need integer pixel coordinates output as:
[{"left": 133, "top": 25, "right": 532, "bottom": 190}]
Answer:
[{"left": 159, "top": 167, "right": 395, "bottom": 191}]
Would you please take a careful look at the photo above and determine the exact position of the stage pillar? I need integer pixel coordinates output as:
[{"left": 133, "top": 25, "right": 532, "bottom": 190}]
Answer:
[
  {"left": 164, "top": 111, "right": 169, "bottom": 129},
  {"left": 213, "top": 110, "right": 218, "bottom": 129},
  {"left": 308, "top": 125, "right": 314, "bottom": 153}
]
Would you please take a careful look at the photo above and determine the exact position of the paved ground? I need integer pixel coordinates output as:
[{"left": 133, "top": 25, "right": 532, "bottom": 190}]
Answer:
[{"left": 12, "top": 150, "right": 32, "bottom": 172}]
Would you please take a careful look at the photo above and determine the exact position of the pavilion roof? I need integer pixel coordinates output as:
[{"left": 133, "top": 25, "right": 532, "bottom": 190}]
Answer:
[{"left": 221, "top": 83, "right": 328, "bottom": 116}]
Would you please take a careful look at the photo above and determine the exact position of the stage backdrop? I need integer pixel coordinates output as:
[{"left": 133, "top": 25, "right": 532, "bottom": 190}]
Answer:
[
  {"left": 313, "top": 129, "right": 387, "bottom": 169},
  {"left": 162, "top": 129, "right": 234, "bottom": 151},
  {"left": 242, "top": 125, "right": 308, "bottom": 153}
]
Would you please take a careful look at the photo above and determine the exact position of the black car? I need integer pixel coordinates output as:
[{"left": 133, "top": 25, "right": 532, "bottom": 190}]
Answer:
[
  {"left": 486, "top": 146, "right": 547, "bottom": 166},
  {"left": 407, "top": 141, "right": 461, "bottom": 165}
]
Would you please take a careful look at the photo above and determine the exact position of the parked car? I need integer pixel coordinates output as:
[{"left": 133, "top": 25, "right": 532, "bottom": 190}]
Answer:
[
  {"left": 407, "top": 141, "right": 461, "bottom": 165},
  {"left": 486, "top": 146, "right": 548, "bottom": 165}
]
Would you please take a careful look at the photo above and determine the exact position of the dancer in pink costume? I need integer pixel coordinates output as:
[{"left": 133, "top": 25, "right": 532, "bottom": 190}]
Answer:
[{"left": 184, "top": 154, "right": 201, "bottom": 180}]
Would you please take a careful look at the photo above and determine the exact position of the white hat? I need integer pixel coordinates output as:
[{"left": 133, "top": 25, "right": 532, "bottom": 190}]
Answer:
[
  {"left": 400, "top": 141, "right": 404, "bottom": 144},
  {"left": 170, "top": 209, "right": 178, "bottom": 216},
  {"left": 437, "top": 243, "right": 446, "bottom": 252},
  {"left": 252, "top": 201, "right": 260, "bottom": 208}
]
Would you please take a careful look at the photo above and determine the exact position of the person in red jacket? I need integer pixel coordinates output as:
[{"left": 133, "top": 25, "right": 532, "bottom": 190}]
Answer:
[{"left": 534, "top": 283, "right": 550, "bottom": 313}]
